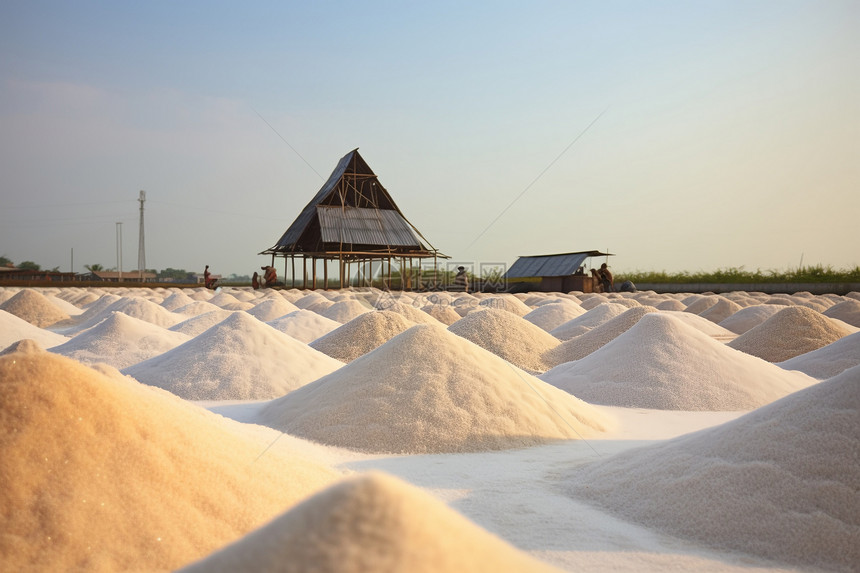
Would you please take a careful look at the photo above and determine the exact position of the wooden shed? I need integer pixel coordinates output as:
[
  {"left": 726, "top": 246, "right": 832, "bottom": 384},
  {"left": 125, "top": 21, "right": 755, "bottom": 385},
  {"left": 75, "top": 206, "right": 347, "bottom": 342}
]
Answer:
[
  {"left": 504, "top": 251, "right": 613, "bottom": 293},
  {"left": 260, "top": 149, "right": 447, "bottom": 289}
]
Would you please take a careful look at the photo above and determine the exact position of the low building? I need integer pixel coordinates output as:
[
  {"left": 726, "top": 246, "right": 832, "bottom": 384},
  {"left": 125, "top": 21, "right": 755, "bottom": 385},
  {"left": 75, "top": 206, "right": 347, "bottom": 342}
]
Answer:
[
  {"left": 84, "top": 271, "right": 157, "bottom": 283},
  {"left": 504, "top": 250, "right": 613, "bottom": 293}
]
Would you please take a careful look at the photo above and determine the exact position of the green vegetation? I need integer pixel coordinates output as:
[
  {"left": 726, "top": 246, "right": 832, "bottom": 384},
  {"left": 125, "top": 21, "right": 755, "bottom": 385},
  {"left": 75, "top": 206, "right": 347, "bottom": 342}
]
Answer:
[{"left": 619, "top": 265, "right": 860, "bottom": 285}]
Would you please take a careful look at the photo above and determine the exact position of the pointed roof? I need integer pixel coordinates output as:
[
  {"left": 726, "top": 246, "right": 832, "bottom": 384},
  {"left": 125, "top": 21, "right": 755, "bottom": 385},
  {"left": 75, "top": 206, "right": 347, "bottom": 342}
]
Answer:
[{"left": 262, "top": 149, "right": 445, "bottom": 258}]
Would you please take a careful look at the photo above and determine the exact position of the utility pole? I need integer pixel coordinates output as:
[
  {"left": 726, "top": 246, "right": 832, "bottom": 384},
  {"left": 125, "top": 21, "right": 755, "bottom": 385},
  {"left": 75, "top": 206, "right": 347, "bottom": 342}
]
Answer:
[
  {"left": 138, "top": 190, "right": 146, "bottom": 280},
  {"left": 116, "top": 222, "right": 123, "bottom": 282}
]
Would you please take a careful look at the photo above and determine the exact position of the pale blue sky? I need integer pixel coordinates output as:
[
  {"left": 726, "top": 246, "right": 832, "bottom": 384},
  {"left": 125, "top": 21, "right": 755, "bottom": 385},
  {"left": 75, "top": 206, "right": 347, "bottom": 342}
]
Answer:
[{"left": 1, "top": 1, "right": 857, "bottom": 277}]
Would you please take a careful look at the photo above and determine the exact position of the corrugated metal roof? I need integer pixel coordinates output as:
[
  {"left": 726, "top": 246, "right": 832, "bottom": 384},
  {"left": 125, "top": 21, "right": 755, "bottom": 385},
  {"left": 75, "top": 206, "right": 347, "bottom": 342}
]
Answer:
[
  {"left": 504, "top": 251, "right": 612, "bottom": 278},
  {"left": 317, "top": 206, "right": 422, "bottom": 247}
]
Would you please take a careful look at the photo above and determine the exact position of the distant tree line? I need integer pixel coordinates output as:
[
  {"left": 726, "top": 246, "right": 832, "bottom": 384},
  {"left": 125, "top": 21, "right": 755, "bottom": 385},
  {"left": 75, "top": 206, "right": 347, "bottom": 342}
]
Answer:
[{"left": 0, "top": 255, "right": 250, "bottom": 283}]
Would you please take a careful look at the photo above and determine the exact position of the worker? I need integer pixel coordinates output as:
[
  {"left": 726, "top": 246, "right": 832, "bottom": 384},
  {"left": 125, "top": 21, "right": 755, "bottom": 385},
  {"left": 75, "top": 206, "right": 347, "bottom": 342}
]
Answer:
[
  {"left": 453, "top": 266, "right": 469, "bottom": 293},
  {"left": 203, "top": 265, "right": 216, "bottom": 289},
  {"left": 261, "top": 265, "right": 277, "bottom": 287},
  {"left": 597, "top": 263, "right": 613, "bottom": 293},
  {"left": 251, "top": 271, "right": 260, "bottom": 290}
]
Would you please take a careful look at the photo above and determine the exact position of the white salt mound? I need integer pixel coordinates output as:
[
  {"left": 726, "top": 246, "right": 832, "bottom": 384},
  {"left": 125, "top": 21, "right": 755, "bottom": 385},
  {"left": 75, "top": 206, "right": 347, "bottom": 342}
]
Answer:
[
  {"left": 447, "top": 308, "right": 560, "bottom": 373},
  {"left": 777, "top": 330, "right": 860, "bottom": 380},
  {"left": 258, "top": 324, "right": 612, "bottom": 454},
  {"left": 267, "top": 310, "right": 342, "bottom": 344},
  {"left": 49, "top": 311, "right": 191, "bottom": 370},
  {"left": 697, "top": 296, "right": 743, "bottom": 323},
  {"left": 173, "top": 300, "right": 224, "bottom": 316},
  {"left": 823, "top": 299, "right": 860, "bottom": 328},
  {"left": 728, "top": 305, "right": 853, "bottom": 362},
  {"left": 178, "top": 472, "right": 564, "bottom": 573},
  {"left": 246, "top": 297, "right": 301, "bottom": 322},
  {"left": 565, "top": 365, "right": 860, "bottom": 571},
  {"left": 522, "top": 302, "right": 586, "bottom": 332},
  {"left": 320, "top": 299, "right": 373, "bottom": 324},
  {"left": 125, "top": 312, "right": 343, "bottom": 400},
  {"left": 0, "top": 351, "right": 339, "bottom": 573},
  {"left": 544, "top": 306, "right": 657, "bottom": 366},
  {"left": 420, "top": 302, "right": 463, "bottom": 325},
  {"left": 477, "top": 295, "right": 532, "bottom": 316},
  {"left": 656, "top": 299, "right": 687, "bottom": 311},
  {"left": 541, "top": 313, "right": 816, "bottom": 410},
  {"left": 549, "top": 302, "right": 629, "bottom": 341},
  {"left": 663, "top": 310, "right": 738, "bottom": 340},
  {"left": 310, "top": 311, "right": 415, "bottom": 363},
  {"left": 0, "top": 289, "right": 70, "bottom": 327},
  {"left": 375, "top": 301, "right": 441, "bottom": 325},
  {"left": 0, "top": 309, "right": 68, "bottom": 349},
  {"left": 683, "top": 295, "right": 720, "bottom": 315},
  {"left": 169, "top": 309, "right": 236, "bottom": 338},
  {"left": 0, "top": 338, "right": 45, "bottom": 356},
  {"left": 717, "top": 304, "right": 784, "bottom": 335},
  {"left": 160, "top": 290, "right": 197, "bottom": 311}
]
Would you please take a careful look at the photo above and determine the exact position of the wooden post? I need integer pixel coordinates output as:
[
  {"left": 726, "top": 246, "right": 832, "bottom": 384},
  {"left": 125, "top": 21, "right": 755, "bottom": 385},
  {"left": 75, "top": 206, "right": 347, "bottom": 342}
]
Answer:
[
  {"left": 323, "top": 258, "right": 328, "bottom": 290},
  {"left": 302, "top": 257, "right": 307, "bottom": 289},
  {"left": 312, "top": 257, "right": 317, "bottom": 290}
]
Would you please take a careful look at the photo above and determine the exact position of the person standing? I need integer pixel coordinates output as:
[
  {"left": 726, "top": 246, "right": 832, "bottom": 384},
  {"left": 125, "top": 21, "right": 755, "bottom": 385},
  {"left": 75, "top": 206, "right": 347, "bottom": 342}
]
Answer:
[
  {"left": 453, "top": 266, "right": 469, "bottom": 293},
  {"left": 203, "top": 265, "right": 216, "bottom": 289},
  {"left": 597, "top": 263, "right": 613, "bottom": 293}
]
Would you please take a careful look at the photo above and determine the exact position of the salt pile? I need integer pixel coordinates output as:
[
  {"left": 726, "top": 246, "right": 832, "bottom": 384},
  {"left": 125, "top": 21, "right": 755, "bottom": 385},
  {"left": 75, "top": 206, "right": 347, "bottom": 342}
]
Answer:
[
  {"left": 246, "top": 297, "right": 301, "bottom": 322},
  {"left": 63, "top": 296, "right": 182, "bottom": 334},
  {"left": 0, "top": 288, "right": 70, "bottom": 327},
  {"left": 310, "top": 311, "right": 415, "bottom": 363},
  {"left": 447, "top": 308, "right": 560, "bottom": 373},
  {"left": 267, "top": 310, "right": 342, "bottom": 344},
  {"left": 544, "top": 306, "right": 657, "bottom": 366},
  {"left": 0, "top": 351, "right": 339, "bottom": 573},
  {"left": 476, "top": 295, "right": 532, "bottom": 316},
  {"left": 160, "top": 290, "right": 197, "bottom": 311},
  {"left": 777, "top": 330, "right": 860, "bottom": 380},
  {"left": 682, "top": 294, "right": 720, "bottom": 315},
  {"left": 49, "top": 311, "right": 191, "bottom": 370},
  {"left": 173, "top": 299, "right": 224, "bottom": 316},
  {"left": 420, "top": 302, "right": 463, "bottom": 325},
  {"left": 823, "top": 299, "right": 860, "bottom": 327},
  {"left": 377, "top": 301, "right": 441, "bottom": 325},
  {"left": 178, "top": 472, "right": 564, "bottom": 573},
  {"left": 662, "top": 310, "right": 738, "bottom": 340},
  {"left": 208, "top": 291, "right": 254, "bottom": 311},
  {"left": 656, "top": 299, "right": 687, "bottom": 311},
  {"left": 169, "top": 309, "right": 236, "bottom": 337},
  {"left": 728, "top": 305, "right": 853, "bottom": 362},
  {"left": 320, "top": 298, "right": 373, "bottom": 323},
  {"left": 717, "top": 304, "right": 784, "bottom": 334},
  {"left": 522, "top": 301, "right": 586, "bottom": 332},
  {"left": 541, "top": 313, "right": 815, "bottom": 410},
  {"left": 125, "top": 312, "right": 343, "bottom": 400},
  {"left": 564, "top": 364, "right": 860, "bottom": 571},
  {"left": 578, "top": 295, "right": 611, "bottom": 310},
  {"left": 697, "top": 296, "right": 743, "bottom": 323},
  {"left": 548, "top": 302, "right": 628, "bottom": 341},
  {"left": 0, "top": 309, "right": 68, "bottom": 349},
  {"left": 257, "top": 324, "right": 612, "bottom": 454},
  {"left": 44, "top": 293, "right": 85, "bottom": 316}
]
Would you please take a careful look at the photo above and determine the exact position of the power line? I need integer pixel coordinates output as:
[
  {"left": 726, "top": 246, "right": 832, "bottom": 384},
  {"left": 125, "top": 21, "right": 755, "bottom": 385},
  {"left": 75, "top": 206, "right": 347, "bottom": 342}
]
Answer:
[
  {"left": 252, "top": 107, "right": 323, "bottom": 180},
  {"left": 465, "top": 107, "right": 609, "bottom": 252}
]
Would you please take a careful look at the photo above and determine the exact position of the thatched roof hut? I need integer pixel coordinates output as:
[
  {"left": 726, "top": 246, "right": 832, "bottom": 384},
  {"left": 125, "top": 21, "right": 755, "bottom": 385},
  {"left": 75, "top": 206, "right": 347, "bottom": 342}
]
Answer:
[{"left": 261, "top": 149, "right": 447, "bottom": 289}]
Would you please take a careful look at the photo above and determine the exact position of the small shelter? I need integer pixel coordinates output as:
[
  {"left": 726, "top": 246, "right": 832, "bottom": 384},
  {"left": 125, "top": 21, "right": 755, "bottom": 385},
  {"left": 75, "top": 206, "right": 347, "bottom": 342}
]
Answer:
[
  {"left": 504, "top": 250, "right": 613, "bottom": 293},
  {"left": 260, "top": 149, "right": 447, "bottom": 289}
]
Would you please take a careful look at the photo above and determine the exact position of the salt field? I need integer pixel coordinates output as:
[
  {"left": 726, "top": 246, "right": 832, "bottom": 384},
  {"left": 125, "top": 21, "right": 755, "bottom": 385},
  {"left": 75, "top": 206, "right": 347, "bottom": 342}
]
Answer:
[{"left": 1, "top": 285, "right": 858, "bottom": 572}]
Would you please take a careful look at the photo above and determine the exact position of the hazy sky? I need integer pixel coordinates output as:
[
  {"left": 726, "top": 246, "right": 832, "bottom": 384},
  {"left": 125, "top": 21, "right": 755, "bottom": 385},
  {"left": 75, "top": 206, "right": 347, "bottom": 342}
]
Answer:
[{"left": 1, "top": 1, "right": 857, "bottom": 278}]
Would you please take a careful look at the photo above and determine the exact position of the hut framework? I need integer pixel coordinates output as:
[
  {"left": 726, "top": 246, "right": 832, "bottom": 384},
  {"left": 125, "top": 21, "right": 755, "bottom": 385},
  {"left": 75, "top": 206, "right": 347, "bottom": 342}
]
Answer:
[{"left": 260, "top": 149, "right": 448, "bottom": 290}]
